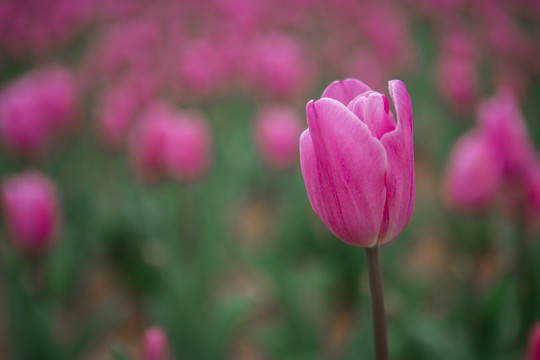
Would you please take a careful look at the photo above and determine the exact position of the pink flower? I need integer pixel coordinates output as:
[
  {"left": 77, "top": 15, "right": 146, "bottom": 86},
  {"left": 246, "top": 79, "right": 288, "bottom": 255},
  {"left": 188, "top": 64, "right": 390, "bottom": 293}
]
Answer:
[
  {"left": 97, "top": 86, "right": 140, "bottom": 147},
  {"left": 299, "top": 78, "right": 415, "bottom": 247},
  {"left": 244, "top": 33, "right": 311, "bottom": 99},
  {"left": 2, "top": 172, "right": 60, "bottom": 254},
  {"left": 128, "top": 102, "right": 173, "bottom": 182},
  {"left": 443, "top": 131, "right": 503, "bottom": 211},
  {"left": 436, "top": 31, "right": 478, "bottom": 111},
  {"left": 253, "top": 105, "right": 303, "bottom": 171},
  {"left": 0, "top": 67, "right": 77, "bottom": 156},
  {"left": 478, "top": 88, "right": 535, "bottom": 175},
  {"left": 163, "top": 111, "right": 212, "bottom": 182},
  {"left": 144, "top": 326, "right": 167, "bottom": 360},
  {"left": 527, "top": 322, "right": 540, "bottom": 360},
  {"left": 523, "top": 163, "right": 540, "bottom": 225}
]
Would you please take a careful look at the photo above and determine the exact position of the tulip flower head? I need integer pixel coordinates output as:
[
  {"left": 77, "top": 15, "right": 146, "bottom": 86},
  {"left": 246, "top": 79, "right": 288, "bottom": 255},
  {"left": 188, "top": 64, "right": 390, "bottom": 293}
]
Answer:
[
  {"left": 144, "top": 326, "right": 168, "bottom": 360},
  {"left": 253, "top": 105, "right": 303, "bottom": 171},
  {"left": 0, "top": 66, "right": 77, "bottom": 156},
  {"left": 128, "top": 102, "right": 173, "bottom": 182},
  {"left": 163, "top": 110, "right": 212, "bottom": 182},
  {"left": 527, "top": 322, "right": 540, "bottom": 360},
  {"left": 300, "top": 78, "right": 415, "bottom": 247},
  {"left": 443, "top": 131, "right": 503, "bottom": 212},
  {"left": 478, "top": 88, "right": 535, "bottom": 175},
  {"left": 2, "top": 172, "right": 60, "bottom": 254}
]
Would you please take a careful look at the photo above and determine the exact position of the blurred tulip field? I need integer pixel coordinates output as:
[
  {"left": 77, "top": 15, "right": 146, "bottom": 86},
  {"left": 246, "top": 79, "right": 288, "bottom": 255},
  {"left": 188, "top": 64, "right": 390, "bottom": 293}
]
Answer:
[{"left": 1, "top": 0, "right": 540, "bottom": 359}]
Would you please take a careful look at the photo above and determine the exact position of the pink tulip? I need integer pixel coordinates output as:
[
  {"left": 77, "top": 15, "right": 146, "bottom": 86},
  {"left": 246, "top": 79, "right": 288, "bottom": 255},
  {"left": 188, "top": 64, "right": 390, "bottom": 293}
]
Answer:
[
  {"left": 163, "top": 111, "right": 212, "bottom": 182},
  {"left": 2, "top": 172, "right": 60, "bottom": 254},
  {"left": 144, "top": 326, "right": 167, "bottom": 360},
  {"left": 436, "top": 31, "right": 478, "bottom": 111},
  {"left": 97, "top": 86, "right": 140, "bottom": 147},
  {"left": 527, "top": 322, "right": 540, "bottom": 360},
  {"left": 299, "top": 78, "right": 415, "bottom": 247},
  {"left": 0, "top": 67, "right": 77, "bottom": 156},
  {"left": 443, "top": 131, "right": 503, "bottom": 211},
  {"left": 523, "top": 163, "right": 540, "bottom": 225},
  {"left": 128, "top": 102, "right": 173, "bottom": 182},
  {"left": 478, "top": 88, "right": 535, "bottom": 175},
  {"left": 253, "top": 105, "right": 303, "bottom": 171},
  {"left": 244, "top": 33, "right": 311, "bottom": 99}
]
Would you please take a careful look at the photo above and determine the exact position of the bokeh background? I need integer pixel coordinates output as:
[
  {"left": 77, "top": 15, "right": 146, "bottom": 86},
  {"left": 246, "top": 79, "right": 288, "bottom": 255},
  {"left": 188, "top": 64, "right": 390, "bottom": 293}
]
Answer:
[{"left": 1, "top": 0, "right": 540, "bottom": 359}]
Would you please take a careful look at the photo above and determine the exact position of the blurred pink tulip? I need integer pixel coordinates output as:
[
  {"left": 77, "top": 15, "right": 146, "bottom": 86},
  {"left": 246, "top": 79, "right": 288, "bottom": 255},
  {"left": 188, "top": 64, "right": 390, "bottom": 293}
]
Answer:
[
  {"left": 527, "top": 322, "right": 540, "bottom": 360},
  {"left": 2, "top": 172, "right": 60, "bottom": 254},
  {"left": 0, "top": 67, "right": 77, "bottom": 156},
  {"left": 144, "top": 326, "right": 168, "bottom": 360},
  {"left": 163, "top": 111, "right": 212, "bottom": 182},
  {"left": 178, "top": 39, "right": 229, "bottom": 98},
  {"left": 245, "top": 33, "right": 311, "bottom": 99},
  {"left": 478, "top": 88, "right": 535, "bottom": 175},
  {"left": 523, "top": 163, "right": 540, "bottom": 225},
  {"left": 97, "top": 86, "right": 140, "bottom": 147},
  {"left": 128, "top": 102, "right": 173, "bottom": 182},
  {"left": 253, "top": 105, "right": 303, "bottom": 171},
  {"left": 443, "top": 131, "right": 503, "bottom": 211},
  {"left": 436, "top": 31, "right": 477, "bottom": 111},
  {"left": 299, "top": 78, "right": 415, "bottom": 247}
]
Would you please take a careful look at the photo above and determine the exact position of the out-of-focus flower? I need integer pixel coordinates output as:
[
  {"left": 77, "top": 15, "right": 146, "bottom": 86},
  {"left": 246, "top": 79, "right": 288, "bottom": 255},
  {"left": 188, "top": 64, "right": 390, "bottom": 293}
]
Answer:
[
  {"left": 346, "top": 49, "right": 386, "bottom": 92},
  {"left": 357, "top": 3, "right": 415, "bottom": 72},
  {"left": 244, "top": 33, "right": 312, "bottom": 99},
  {"left": 128, "top": 102, "right": 173, "bottom": 182},
  {"left": 178, "top": 39, "right": 229, "bottom": 99},
  {"left": 253, "top": 105, "right": 302, "bottom": 171},
  {"left": 443, "top": 131, "right": 503, "bottom": 212},
  {"left": 0, "top": 67, "right": 77, "bottom": 156},
  {"left": 478, "top": 88, "right": 535, "bottom": 175},
  {"left": 2, "top": 172, "right": 60, "bottom": 254},
  {"left": 163, "top": 110, "right": 212, "bottom": 182},
  {"left": 527, "top": 322, "right": 540, "bottom": 360},
  {"left": 299, "top": 78, "right": 415, "bottom": 247},
  {"left": 524, "top": 163, "right": 540, "bottom": 225},
  {"left": 144, "top": 326, "right": 168, "bottom": 360},
  {"left": 436, "top": 31, "right": 478, "bottom": 112},
  {"left": 97, "top": 86, "right": 140, "bottom": 147}
]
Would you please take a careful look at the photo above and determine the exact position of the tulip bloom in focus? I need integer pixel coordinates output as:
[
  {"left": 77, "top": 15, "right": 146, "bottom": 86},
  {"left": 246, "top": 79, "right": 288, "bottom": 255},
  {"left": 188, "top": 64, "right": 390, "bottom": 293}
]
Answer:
[
  {"left": 527, "top": 322, "right": 540, "bottom": 360},
  {"left": 300, "top": 78, "right": 415, "bottom": 247},
  {"left": 144, "top": 326, "right": 168, "bottom": 360},
  {"left": 253, "top": 105, "right": 302, "bottom": 171},
  {"left": 2, "top": 172, "right": 61, "bottom": 254}
]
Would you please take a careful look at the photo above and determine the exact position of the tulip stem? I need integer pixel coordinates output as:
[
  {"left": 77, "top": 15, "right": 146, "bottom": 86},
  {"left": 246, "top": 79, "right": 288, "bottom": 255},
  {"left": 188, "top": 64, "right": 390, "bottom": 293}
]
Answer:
[{"left": 365, "top": 245, "right": 389, "bottom": 360}]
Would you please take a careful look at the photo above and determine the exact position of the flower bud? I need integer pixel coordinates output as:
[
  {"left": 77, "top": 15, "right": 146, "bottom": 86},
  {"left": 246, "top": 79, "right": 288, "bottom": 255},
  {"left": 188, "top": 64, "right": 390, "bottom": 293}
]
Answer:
[
  {"left": 128, "top": 102, "right": 173, "bottom": 182},
  {"left": 300, "top": 78, "right": 415, "bottom": 247},
  {"left": 163, "top": 111, "right": 212, "bottom": 182},
  {"left": 443, "top": 131, "right": 503, "bottom": 212},
  {"left": 253, "top": 105, "right": 302, "bottom": 171},
  {"left": 144, "top": 326, "right": 167, "bottom": 360},
  {"left": 2, "top": 172, "right": 60, "bottom": 254},
  {"left": 527, "top": 322, "right": 540, "bottom": 360}
]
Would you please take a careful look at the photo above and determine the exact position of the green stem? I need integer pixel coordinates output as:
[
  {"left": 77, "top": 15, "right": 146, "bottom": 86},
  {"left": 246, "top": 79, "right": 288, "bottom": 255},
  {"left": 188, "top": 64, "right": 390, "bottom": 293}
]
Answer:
[{"left": 365, "top": 245, "right": 389, "bottom": 360}]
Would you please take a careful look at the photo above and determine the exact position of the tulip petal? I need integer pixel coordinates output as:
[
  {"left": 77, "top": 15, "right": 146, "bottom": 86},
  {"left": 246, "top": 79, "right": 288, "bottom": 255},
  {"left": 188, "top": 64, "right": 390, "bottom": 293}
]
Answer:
[
  {"left": 348, "top": 93, "right": 396, "bottom": 139},
  {"left": 321, "top": 78, "right": 371, "bottom": 106},
  {"left": 379, "top": 80, "right": 415, "bottom": 243},
  {"left": 300, "top": 98, "right": 387, "bottom": 247}
]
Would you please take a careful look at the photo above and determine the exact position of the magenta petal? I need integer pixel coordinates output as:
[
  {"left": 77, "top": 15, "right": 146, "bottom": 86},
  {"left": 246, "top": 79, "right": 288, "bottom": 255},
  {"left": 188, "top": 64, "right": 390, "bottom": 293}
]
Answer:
[
  {"left": 300, "top": 98, "right": 387, "bottom": 247},
  {"left": 348, "top": 92, "right": 396, "bottom": 139},
  {"left": 379, "top": 80, "right": 415, "bottom": 244},
  {"left": 321, "top": 78, "right": 371, "bottom": 106}
]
